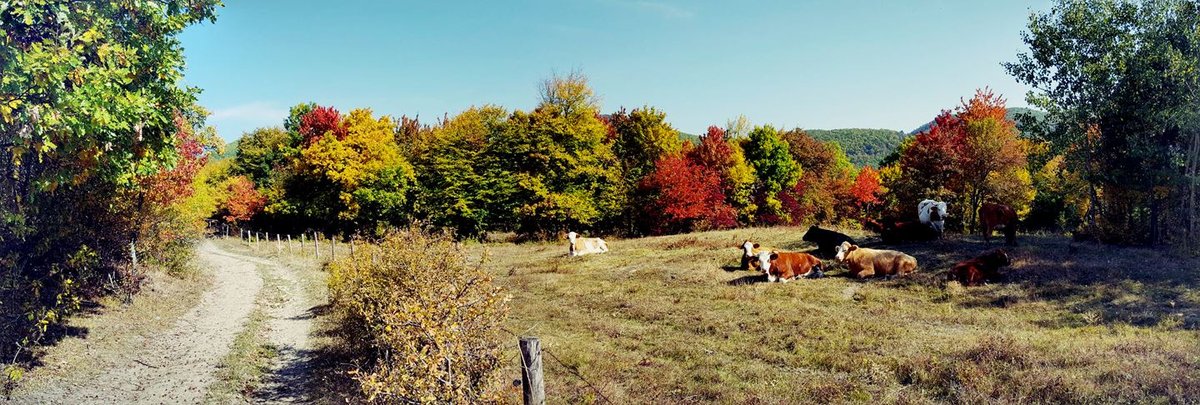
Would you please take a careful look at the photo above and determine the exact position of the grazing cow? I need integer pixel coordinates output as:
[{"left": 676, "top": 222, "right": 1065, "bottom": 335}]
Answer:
[
  {"left": 951, "top": 249, "right": 1011, "bottom": 286},
  {"left": 980, "top": 202, "right": 1018, "bottom": 246},
  {"left": 918, "top": 199, "right": 948, "bottom": 236},
  {"left": 880, "top": 220, "right": 940, "bottom": 244},
  {"left": 740, "top": 240, "right": 773, "bottom": 270},
  {"left": 755, "top": 251, "right": 824, "bottom": 283},
  {"left": 835, "top": 241, "right": 917, "bottom": 279},
  {"left": 568, "top": 232, "right": 608, "bottom": 256},
  {"left": 802, "top": 226, "right": 856, "bottom": 258}
]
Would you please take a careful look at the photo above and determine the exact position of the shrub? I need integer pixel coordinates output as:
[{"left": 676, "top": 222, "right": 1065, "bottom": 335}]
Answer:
[{"left": 328, "top": 227, "right": 509, "bottom": 403}]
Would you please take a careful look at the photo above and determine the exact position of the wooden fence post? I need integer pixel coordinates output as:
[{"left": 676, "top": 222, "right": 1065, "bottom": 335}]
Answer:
[
  {"left": 519, "top": 337, "right": 545, "bottom": 405},
  {"left": 287, "top": 234, "right": 293, "bottom": 254},
  {"left": 313, "top": 232, "right": 320, "bottom": 260}
]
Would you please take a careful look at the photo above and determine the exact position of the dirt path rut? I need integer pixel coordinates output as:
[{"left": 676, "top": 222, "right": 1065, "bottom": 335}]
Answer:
[{"left": 15, "top": 240, "right": 316, "bottom": 404}]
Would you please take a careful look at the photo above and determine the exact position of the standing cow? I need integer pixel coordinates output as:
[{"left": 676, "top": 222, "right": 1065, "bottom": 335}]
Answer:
[
  {"left": 918, "top": 199, "right": 948, "bottom": 237},
  {"left": 979, "top": 202, "right": 1018, "bottom": 246}
]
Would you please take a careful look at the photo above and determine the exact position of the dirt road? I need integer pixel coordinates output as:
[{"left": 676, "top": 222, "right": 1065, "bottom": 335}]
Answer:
[{"left": 14, "top": 240, "right": 317, "bottom": 404}]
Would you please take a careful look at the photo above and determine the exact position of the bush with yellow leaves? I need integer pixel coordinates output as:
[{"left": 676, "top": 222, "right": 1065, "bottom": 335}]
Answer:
[{"left": 328, "top": 227, "right": 509, "bottom": 403}]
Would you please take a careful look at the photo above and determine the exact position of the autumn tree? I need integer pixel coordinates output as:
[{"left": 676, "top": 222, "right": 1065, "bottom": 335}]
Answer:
[
  {"left": 0, "top": 0, "right": 221, "bottom": 377},
  {"left": 848, "top": 166, "right": 884, "bottom": 223},
  {"left": 779, "top": 128, "right": 856, "bottom": 224},
  {"left": 688, "top": 126, "right": 757, "bottom": 222},
  {"left": 488, "top": 73, "right": 623, "bottom": 237},
  {"left": 882, "top": 91, "right": 1034, "bottom": 232},
  {"left": 276, "top": 107, "right": 415, "bottom": 235},
  {"left": 639, "top": 155, "right": 736, "bottom": 234},
  {"left": 957, "top": 89, "right": 1035, "bottom": 231},
  {"left": 1006, "top": 0, "right": 1200, "bottom": 245},
  {"left": 220, "top": 176, "right": 266, "bottom": 225}
]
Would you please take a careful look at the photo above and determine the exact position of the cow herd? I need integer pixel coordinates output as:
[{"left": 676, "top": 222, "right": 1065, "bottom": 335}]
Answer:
[{"left": 567, "top": 199, "right": 1021, "bottom": 286}]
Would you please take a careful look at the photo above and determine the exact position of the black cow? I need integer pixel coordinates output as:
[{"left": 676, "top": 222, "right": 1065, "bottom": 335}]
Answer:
[{"left": 802, "top": 225, "right": 856, "bottom": 258}]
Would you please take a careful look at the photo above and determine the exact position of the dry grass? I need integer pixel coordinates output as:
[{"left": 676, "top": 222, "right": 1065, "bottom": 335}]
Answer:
[
  {"left": 204, "top": 262, "right": 282, "bottom": 403},
  {"left": 474, "top": 227, "right": 1200, "bottom": 404}
]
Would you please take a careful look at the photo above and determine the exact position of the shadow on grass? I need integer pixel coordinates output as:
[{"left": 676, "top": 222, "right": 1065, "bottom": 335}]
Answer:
[
  {"left": 864, "top": 233, "right": 1200, "bottom": 330},
  {"left": 727, "top": 274, "right": 768, "bottom": 286}
]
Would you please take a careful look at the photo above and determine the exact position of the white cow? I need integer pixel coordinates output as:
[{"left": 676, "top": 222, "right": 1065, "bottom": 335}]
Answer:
[
  {"left": 918, "top": 199, "right": 948, "bottom": 235},
  {"left": 568, "top": 231, "right": 608, "bottom": 257}
]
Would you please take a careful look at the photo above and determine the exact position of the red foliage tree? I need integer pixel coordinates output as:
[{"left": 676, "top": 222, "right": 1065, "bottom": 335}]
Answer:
[
  {"left": 299, "top": 105, "right": 347, "bottom": 144},
  {"left": 640, "top": 155, "right": 736, "bottom": 234},
  {"left": 222, "top": 176, "right": 266, "bottom": 224},
  {"left": 689, "top": 126, "right": 732, "bottom": 169},
  {"left": 142, "top": 114, "right": 207, "bottom": 207},
  {"left": 886, "top": 111, "right": 966, "bottom": 219}
]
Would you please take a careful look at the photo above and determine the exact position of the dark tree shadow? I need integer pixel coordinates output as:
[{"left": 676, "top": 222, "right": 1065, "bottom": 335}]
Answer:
[{"left": 727, "top": 274, "right": 768, "bottom": 286}]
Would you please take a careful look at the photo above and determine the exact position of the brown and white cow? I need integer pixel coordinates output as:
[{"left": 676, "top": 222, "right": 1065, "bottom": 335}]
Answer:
[
  {"left": 568, "top": 232, "right": 608, "bottom": 256},
  {"left": 980, "top": 202, "right": 1018, "bottom": 246},
  {"left": 951, "top": 249, "right": 1011, "bottom": 286},
  {"left": 741, "top": 240, "right": 781, "bottom": 271},
  {"left": 755, "top": 250, "right": 824, "bottom": 282},
  {"left": 835, "top": 241, "right": 917, "bottom": 279}
]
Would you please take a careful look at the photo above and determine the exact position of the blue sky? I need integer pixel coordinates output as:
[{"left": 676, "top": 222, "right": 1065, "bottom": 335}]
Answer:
[{"left": 180, "top": 1, "right": 1051, "bottom": 142}]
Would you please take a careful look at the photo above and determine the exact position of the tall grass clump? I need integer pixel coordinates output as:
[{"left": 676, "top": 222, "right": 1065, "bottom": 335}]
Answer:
[{"left": 328, "top": 227, "right": 510, "bottom": 403}]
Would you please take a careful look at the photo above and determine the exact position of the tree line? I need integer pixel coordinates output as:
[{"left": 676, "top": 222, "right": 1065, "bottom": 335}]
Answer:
[{"left": 4, "top": 0, "right": 1200, "bottom": 393}]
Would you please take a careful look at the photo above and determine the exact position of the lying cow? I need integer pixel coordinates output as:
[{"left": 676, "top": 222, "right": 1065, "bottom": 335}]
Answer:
[
  {"left": 740, "top": 240, "right": 774, "bottom": 271},
  {"left": 980, "top": 202, "right": 1018, "bottom": 246},
  {"left": 755, "top": 251, "right": 824, "bottom": 283},
  {"left": 835, "top": 241, "right": 917, "bottom": 279},
  {"left": 918, "top": 199, "right": 948, "bottom": 236},
  {"left": 568, "top": 231, "right": 608, "bottom": 257},
  {"left": 802, "top": 225, "right": 855, "bottom": 258},
  {"left": 880, "top": 220, "right": 940, "bottom": 244},
  {"left": 952, "top": 249, "right": 1011, "bottom": 286}
]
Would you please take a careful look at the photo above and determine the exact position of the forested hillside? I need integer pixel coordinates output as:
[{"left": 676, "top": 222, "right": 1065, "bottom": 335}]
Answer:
[{"left": 806, "top": 128, "right": 907, "bottom": 168}]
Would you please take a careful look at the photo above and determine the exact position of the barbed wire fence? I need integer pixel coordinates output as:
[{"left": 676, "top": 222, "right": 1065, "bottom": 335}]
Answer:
[
  {"left": 502, "top": 327, "right": 613, "bottom": 405},
  {"left": 207, "top": 222, "right": 607, "bottom": 404}
]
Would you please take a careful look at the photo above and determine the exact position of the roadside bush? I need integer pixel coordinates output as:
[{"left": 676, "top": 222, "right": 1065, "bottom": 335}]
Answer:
[{"left": 328, "top": 227, "right": 509, "bottom": 403}]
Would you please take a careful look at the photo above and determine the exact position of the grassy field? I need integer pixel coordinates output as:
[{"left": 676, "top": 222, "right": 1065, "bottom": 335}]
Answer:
[{"left": 474, "top": 227, "right": 1200, "bottom": 404}]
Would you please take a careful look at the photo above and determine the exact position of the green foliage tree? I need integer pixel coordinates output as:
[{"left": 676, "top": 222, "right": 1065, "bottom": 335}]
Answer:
[
  {"left": 743, "top": 125, "right": 800, "bottom": 222},
  {"left": 1005, "top": 0, "right": 1200, "bottom": 245},
  {"left": 413, "top": 106, "right": 511, "bottom": 237},
  {"left": 488, "top": 73, "right": 623, "bottom": 237},
  {"left": 0, "top": 0, "right": 221, "bottom": 380},
  {"left": 607, "top": 106, "right": 683, "bottom": 183},
  {"left": 233, "top": 127, "right": 293, "bottom": 186}
]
